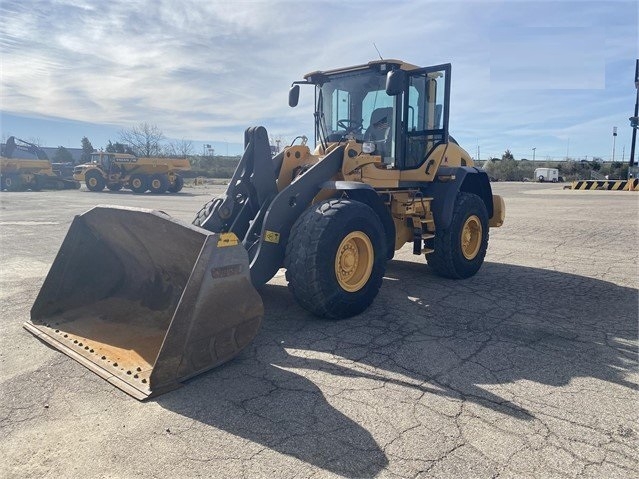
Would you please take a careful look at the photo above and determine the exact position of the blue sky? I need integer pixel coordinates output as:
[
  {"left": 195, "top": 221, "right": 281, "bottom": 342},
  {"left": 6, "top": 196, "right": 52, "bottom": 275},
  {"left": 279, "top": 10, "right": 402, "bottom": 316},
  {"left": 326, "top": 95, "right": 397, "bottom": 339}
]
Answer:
[{"left": 1, "top": 0, "right": 637, "bottom": 160}]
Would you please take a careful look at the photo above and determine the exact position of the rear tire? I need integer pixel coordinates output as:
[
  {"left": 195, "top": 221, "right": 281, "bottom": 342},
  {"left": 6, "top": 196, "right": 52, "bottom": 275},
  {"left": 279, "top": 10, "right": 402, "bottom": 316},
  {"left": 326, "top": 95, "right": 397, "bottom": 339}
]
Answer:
[
  {"left": 129, "top": 174, "right": 148, "bottom": 194},
  {"left": 284, "top": 199, "right": 387, "bottom": 319},
  {"left": 149, "top": 174, "right": 168, "bottom": 194},
  {"left": 85, "top": 170, "right": 105, "bottom": 192},
  {"left": 167, "top": 175, "right": 184, "bottom": 193},
  {"left": 31, "top": 176, "right": 43, "bottom": 191},
  {"left": 426, "top": 192, "right": 489, "bottom": 279}
]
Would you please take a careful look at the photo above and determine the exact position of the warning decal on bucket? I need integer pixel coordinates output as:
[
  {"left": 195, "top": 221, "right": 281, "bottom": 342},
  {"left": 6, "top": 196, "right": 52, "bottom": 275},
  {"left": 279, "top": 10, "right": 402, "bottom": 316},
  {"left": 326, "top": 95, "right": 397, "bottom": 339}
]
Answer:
[{"left": 217, "top": 232, "right": 239, "bottom": 247}]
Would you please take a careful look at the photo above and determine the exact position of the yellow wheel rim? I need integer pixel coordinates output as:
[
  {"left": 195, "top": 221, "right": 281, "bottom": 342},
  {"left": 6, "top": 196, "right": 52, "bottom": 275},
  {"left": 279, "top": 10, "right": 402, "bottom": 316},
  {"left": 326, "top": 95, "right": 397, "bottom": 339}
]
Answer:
[
  {"left": 152, "top": 179, "right": 161, "bottom": 189},
  {"left": 334, "top": 231, "right": 374, "bottom": 292},
  {"left": 88, "top": 178, "right": 97, "bottom": 187},
  {"left": 132, "top": 179, "right": 141, "bottom": 188},
  {"left": 461, "top": 215, "right": 482, "bottom": 260}
]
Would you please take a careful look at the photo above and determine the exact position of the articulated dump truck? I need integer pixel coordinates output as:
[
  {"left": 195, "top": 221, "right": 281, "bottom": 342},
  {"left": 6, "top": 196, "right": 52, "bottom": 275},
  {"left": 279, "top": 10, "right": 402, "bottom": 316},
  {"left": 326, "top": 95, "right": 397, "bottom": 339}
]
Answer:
[
  {"left": 73, "top": 152, "right": 190, "bottom": 194},
  {"left": 25, "top": 60, "right": 505, "bottom": 399}
]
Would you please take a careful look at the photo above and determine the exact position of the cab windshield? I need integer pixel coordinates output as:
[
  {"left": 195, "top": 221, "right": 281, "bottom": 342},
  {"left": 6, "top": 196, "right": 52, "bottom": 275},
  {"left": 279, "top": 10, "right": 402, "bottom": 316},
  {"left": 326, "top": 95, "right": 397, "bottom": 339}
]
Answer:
[
  {"left": 317, "top": 70, "right": 397, "bottom": 162},
  {"left": 90, "top": 153, "right": 115, "bottom": 166}
]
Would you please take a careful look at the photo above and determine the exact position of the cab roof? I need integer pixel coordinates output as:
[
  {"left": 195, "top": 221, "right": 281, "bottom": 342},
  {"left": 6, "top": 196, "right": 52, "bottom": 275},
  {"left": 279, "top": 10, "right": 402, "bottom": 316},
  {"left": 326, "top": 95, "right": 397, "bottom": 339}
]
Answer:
[{"left": 303, "top": 59, "right": 420, "bottom": 82}]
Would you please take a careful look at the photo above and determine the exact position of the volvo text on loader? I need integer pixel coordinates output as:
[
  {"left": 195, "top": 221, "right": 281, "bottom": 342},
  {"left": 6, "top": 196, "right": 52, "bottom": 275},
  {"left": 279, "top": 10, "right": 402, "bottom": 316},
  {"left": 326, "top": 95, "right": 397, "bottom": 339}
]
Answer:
[{"left": 25, "top": 60, "right": 505, "bottom": 399}]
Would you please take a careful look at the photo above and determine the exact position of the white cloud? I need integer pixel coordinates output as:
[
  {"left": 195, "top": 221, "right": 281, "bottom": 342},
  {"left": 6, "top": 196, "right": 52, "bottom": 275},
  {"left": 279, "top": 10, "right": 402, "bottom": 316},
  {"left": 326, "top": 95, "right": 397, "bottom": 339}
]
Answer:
[{"left": 1, "top": 0, "right": 637, "bottom": 159}]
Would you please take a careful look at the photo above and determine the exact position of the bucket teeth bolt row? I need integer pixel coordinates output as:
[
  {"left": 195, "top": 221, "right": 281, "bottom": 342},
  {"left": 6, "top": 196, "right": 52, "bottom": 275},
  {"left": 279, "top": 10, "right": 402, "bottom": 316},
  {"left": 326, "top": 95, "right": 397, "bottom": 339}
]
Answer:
[{"left": 61, "top": 332, "right": 163, "bottom": 385}]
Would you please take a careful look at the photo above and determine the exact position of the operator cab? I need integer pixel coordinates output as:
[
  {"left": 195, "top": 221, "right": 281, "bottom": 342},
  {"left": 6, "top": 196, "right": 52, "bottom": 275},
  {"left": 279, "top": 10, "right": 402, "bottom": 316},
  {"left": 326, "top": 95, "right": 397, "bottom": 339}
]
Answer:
[
  {"left": 89, "top": 152, "right": 136, "bottom": 170},
  {"left": 91, "top": 152, "right": 114, "bottom": 170},
  {"left": 290, "top": 60, "right": 451, "bottom": 171}
]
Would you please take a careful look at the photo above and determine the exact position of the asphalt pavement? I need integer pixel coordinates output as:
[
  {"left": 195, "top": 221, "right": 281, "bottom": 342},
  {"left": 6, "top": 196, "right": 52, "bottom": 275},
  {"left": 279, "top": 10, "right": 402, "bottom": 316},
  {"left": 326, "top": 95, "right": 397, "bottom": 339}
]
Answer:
[{"left": 0, "top": 182, "right": 637, "bottom": 478}]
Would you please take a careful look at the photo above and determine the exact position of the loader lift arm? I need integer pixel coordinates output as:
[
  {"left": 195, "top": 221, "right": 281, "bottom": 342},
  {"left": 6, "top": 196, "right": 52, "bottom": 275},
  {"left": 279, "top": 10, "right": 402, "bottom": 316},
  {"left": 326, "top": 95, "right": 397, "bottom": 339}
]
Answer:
[{"left": 195, "top": 126, "right": 344, "bottom": 286}]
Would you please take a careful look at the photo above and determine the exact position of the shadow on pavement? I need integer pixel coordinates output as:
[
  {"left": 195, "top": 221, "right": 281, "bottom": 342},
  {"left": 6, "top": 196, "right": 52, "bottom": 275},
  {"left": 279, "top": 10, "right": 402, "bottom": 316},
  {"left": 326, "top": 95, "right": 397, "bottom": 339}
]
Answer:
[{"left": 158, "top": 261, "right": 638, "bottom": 476}]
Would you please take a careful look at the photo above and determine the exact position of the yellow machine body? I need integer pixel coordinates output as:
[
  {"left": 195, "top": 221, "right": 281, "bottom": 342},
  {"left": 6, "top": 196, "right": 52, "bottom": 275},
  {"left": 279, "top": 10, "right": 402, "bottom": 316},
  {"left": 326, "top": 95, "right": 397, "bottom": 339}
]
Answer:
[
  {"left": 25, "top": 60, "right": 505, "bottom": 399},
  {"left": 73, "top": 152, "right": 190, "bottom": 193}
]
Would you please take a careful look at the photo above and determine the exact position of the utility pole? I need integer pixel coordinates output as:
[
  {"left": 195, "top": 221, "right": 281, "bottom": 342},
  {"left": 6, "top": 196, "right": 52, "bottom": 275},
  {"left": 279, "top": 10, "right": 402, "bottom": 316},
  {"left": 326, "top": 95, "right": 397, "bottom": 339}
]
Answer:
[
  {"left": 612, "top": 127, "right": 617, "bottom": 162},
  {"left": 532, "top": 147, "right": 536, "bottom": 162},
  {"left": 630, "top": 59, "right": 638, "bottom": 166}
]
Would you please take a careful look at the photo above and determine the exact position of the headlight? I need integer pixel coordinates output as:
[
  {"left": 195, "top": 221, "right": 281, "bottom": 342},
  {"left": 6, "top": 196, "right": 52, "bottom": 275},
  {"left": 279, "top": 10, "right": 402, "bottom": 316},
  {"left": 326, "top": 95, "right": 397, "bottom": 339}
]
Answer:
[{"left": 362, "top": 142, "right": 376, "bottom": 154}]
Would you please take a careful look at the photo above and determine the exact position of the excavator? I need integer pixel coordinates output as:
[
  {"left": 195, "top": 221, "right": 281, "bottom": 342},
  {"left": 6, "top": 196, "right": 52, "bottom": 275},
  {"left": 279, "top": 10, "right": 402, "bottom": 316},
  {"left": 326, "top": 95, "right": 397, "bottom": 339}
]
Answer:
[
  {"left": 0, "top": 136, "right": 80, "bottom": 191},
  {"left": 25, "top": 60, "right": 505, "bottom": 399}
]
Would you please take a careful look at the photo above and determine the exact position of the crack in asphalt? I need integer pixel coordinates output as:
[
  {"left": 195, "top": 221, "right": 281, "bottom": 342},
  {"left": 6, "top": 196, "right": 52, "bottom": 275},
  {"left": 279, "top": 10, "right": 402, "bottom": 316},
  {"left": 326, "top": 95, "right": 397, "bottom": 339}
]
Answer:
[{"left": 2, "top": 185, "right": 638, "bottom": 478}]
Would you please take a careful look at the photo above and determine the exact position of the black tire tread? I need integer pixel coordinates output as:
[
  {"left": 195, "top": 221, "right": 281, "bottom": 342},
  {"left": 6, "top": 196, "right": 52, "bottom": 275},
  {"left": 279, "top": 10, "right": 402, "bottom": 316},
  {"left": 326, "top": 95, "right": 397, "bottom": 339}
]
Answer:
[
  {"left": 85, "top": 170, "right": 105, "bottom": 192},
  {"left": 426, "top": 192, "right": 489, "bottom": 279},
  {"left": 168, "top": 175, "right": 184, "bottom": 193},
  {"left": 285, "top": 199, "right": 386, "bottom": 319},
  {"left": 149, "top": 174, "right": 169, "bottom": 194},
  {"left": 129, "top": 174, "right": 148, "bottom": 194},
  {"left": 192, "top": 198, "right": 221, "bottom": 228}
]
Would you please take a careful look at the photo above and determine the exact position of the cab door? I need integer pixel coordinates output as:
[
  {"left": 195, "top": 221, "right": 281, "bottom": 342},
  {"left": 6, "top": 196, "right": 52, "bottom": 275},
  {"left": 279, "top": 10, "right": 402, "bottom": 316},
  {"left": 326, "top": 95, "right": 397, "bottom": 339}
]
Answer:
[{"left": 399, "top": 64, "right": 451, "bottom": 171}]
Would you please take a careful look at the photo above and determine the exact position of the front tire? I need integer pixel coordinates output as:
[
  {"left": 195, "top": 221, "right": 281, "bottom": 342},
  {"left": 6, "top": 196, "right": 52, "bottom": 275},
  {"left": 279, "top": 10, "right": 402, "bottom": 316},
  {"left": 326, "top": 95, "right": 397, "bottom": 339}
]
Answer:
[
  {"left": 85, "top": 170, "right": 105, "bottom": 191},
  {"left": 4, "top": 174, "right": 24, "bottom": 191},
  {"left": 285, "top": 199, "right": 387, "bottom": 319},
  {"left": 426, "top": 192, "right": 489, "bottom": 279},
  {"left": 2, "top": 175, "right": 25, "bottom": 191}
]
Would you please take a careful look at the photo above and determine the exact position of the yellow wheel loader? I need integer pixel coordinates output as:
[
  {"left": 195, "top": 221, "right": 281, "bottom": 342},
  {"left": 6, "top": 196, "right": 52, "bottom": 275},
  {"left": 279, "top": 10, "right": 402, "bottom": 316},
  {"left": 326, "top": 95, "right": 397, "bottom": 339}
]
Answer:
[
  {"left": 73, "top": 152, "right": 189, "bottom": 194},
  {"left": 25, "top": 60, "right": 505, "bottom": 399},
  {"left": 0, "top": 137, "right": 80, "bottom": 191}
]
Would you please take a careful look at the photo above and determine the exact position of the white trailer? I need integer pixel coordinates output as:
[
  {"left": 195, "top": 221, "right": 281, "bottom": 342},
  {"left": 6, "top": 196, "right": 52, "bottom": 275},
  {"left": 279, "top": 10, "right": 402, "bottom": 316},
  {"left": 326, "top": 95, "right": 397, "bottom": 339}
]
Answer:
[{"left": 535, "top": 167, "right": 559, "bottom": 182}]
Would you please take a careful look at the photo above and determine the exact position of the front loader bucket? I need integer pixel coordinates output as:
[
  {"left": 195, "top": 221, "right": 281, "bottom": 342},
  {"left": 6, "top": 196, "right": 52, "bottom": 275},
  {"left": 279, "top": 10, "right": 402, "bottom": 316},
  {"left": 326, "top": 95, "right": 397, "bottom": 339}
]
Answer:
[{"left": 24, "top": 206, "right": 263, "bottom": 400}]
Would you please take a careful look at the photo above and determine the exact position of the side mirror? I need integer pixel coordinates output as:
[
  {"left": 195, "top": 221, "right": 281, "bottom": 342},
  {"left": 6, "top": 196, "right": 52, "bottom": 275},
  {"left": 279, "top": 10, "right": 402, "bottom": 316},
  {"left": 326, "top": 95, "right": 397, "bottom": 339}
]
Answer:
[
  {"left": 385, "top": 69, "right": 405, "bottom": 96},
  {"left": 289, "top": 84, "right": 300, "bottom": 107}
]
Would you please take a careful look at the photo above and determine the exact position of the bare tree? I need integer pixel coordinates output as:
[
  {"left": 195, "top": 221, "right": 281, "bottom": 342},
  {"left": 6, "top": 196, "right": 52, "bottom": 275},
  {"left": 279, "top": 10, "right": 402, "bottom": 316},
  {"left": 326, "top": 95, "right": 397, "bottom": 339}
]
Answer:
[
  {"left": 118, "top": 122, "right": 165, "bottom": 157},
  {"left": 164, "top": 138, "right": 194, "bottom": 158}
]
